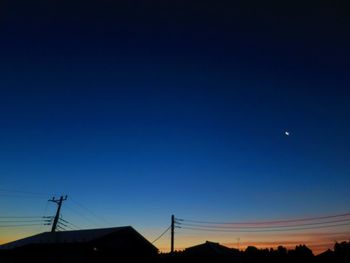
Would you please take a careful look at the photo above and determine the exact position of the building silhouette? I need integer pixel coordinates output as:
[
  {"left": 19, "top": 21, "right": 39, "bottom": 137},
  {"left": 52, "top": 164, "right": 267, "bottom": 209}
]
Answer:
[{"left": 0, "top": 226, "right": 158, "bottom": 263}]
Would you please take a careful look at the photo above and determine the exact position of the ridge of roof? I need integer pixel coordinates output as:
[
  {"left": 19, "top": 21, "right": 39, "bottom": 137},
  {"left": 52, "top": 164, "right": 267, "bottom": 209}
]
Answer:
[{"left": 0, "top": 226, "right": 133, "bottom": 249}]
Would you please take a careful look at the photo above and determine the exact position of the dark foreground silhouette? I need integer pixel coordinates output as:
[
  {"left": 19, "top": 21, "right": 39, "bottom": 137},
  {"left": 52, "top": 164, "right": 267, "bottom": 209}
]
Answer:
[
  {"left": 0, "top": 240, "right": 349, "bottom": 263},
  {"left": 159, "top": 241, "right": 350, "bottom": 263}
]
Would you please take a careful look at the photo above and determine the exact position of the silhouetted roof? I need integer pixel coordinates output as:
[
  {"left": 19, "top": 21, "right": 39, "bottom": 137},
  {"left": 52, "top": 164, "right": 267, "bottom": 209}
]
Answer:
[
  {"left": 184, "top": 241, "right": 239, "bottom": 258},
  {"left": 0, "top": 226, "right": 156, "bottom": 251}
]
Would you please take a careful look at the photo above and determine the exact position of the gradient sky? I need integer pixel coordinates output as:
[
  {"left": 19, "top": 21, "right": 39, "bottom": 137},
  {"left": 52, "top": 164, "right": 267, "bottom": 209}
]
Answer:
[{"left": 0, "top": 1, "right": 350, "bottom": 254}]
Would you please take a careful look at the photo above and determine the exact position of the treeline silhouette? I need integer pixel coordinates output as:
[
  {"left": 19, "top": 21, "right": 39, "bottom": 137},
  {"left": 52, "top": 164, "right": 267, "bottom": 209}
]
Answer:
[{"left": 159, "top": 241, "right": 350, "bottom": 263}]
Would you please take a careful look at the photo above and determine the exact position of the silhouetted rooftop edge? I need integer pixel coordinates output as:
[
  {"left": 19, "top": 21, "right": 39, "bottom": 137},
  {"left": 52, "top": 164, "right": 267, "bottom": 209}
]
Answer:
[{"left": 0, "top": 226, "right": 152, "bottom": 250}]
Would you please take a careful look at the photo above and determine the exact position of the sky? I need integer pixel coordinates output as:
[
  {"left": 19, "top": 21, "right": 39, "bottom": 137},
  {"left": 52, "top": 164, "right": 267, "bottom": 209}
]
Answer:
[{"left": 0, "top": 0, "right": 350, "bottom": 254}]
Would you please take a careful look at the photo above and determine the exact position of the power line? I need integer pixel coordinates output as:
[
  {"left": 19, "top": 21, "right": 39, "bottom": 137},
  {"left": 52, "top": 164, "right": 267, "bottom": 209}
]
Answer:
[
  {"left": 60, "top": 223, "right": 75, "bottom": 231},
  {"left": 37, "top": 200, "right": 50, "bottom": 233},
  {"left": 152, "top": 225, "right": 171, "bottom": 244},
  {"left": 56, "top": 225, "right": 66, "bottom": 231},
  {"left": 180, "top": 222, "right": 350, "bottom": 233},
  {"left": 57, "top": 219, "right": 79, "bottom": 231},
  {"left": 64, "top": 204, "right": 102, "bottom": 228},
  {"left": 178, "top": 218, "right": 350, "bottom": 230},
  {"left": 0, "top": 216, "right": 43, "bottom": 219},
  {"left": 0, "top": 224, "right": 44, "bottom": 228},
  {"left": 57, "top": 221, "right": 69, "bottom": 228},
  {"left": 59, "top": 217, "right": 81, "bottom": 230},
  {"left": 0, "top": 220, "right": 48, "bottom": 223},
  {"left": 70, "top": 198, "right": 113, "bottom": 226},
  {"left": 178, "top": 212, "right": 350, "bottom": 226},
  {"left": 0, "top": 190, "right": 112, "bottom": 227}
]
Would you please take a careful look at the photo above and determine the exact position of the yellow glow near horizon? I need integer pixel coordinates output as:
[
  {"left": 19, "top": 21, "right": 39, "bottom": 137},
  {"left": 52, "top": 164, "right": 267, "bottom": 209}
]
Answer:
[{"left": 152, "top": 230, "right": 350, "bottom": 255}]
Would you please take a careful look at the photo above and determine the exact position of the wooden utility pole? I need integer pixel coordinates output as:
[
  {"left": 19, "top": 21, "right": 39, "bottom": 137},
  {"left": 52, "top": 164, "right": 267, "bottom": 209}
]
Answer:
[
  {"left": 171, "top": 214, "right": 175, "bottom": 253},
  {"left": 49, "top": 195, "right": 67, "bottom": 232}
]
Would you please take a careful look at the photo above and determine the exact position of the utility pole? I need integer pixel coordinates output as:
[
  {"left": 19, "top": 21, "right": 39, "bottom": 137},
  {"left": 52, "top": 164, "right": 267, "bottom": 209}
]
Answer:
[
  {"left": 171, "top": 214, "right": 175, "bottom": 253},
  {"left": 49, "top": 195, "right": 67, "bottom": 232}
]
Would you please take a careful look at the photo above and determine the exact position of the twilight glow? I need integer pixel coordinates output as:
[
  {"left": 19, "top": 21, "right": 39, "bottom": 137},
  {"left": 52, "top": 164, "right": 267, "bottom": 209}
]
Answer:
[{"left": 0, "top": 1, "right": 349, "bottom": 256}]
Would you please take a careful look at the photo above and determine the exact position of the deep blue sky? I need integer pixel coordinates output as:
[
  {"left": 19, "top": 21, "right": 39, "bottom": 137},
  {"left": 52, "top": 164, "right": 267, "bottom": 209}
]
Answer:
[{"left": 0, "top": 0, "right": 349, "bottom": 250}]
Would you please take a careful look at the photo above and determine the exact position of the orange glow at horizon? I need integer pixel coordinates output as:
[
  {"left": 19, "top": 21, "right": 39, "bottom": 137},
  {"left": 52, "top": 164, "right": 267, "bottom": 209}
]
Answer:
[
  {"left": 153, "top": 230, "right": 350, "bottom": 255},
  {"left": 0, "top": 228, "right": 43, "bottom": 246}
]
